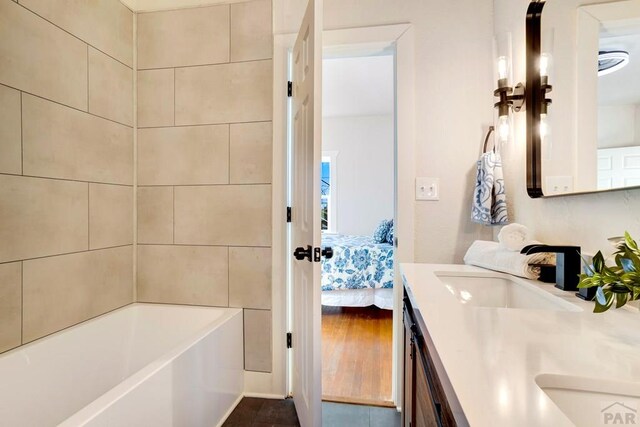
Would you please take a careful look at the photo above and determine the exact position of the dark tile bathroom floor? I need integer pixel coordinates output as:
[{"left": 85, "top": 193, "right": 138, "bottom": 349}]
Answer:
[
  {"left": 222, "top": 398, "right": 401, "bottom": 427},
  {"left": 223, "top": 397, "right": 300, "bottom": 426}
]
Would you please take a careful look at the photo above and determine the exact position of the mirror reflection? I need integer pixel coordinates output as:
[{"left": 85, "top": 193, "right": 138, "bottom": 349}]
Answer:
[{"left": 539, "top": 0, "right": 640, "bottom": 195}]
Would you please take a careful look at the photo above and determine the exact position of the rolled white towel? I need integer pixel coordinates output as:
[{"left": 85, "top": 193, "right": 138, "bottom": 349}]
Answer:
[
  {"left": 498, "top": 223, "right": 532, "bottom": 252},
  {"left": 463, "top": 240, "right": 555, "bottom": 280}
]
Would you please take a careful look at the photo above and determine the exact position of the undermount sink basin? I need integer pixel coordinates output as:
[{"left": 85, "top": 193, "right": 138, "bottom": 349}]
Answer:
[
  {"left": 436, "top": 273, "right": 580, "bottom": 311},
  {"left": 536, "top": 374, "right": 640, "bottom": 427}
]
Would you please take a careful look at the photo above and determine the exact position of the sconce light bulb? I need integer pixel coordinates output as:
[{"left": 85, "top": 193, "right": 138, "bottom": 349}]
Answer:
[
  {"left": 540, "top": 113, "right": 549, "bottom": 139},
  {"left": 498, "top": 115, "right": 510, "bottom": 143},
  {"left": 540, "top": 54, "right": 550, "bottom": 77},
  {"left": 497, "top": 56, "right": 509, "bottom": 80}
]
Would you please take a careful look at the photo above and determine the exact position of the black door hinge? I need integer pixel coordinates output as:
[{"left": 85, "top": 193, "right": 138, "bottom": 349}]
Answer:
[
  {"left": 287, "top": 332, "right": 292, "bottom": 348},
  {"left": 287, "top": 81, "right": 293, "bottom": 97},
  {"left": 286, "top": 206, "right": 292, "bottom": 223}
]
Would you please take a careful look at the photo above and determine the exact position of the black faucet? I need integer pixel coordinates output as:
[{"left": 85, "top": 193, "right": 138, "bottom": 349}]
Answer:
[{"left": 520, "top": 244, "right": 582, "bottom": 291}]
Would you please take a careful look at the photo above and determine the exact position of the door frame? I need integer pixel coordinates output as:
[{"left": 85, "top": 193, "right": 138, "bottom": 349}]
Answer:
[{"left": 271, "top": 23, "right": 415, "bottom": 409}]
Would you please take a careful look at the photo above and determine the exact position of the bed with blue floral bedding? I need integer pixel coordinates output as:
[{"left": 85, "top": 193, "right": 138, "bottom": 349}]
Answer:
[{"left": 321, "top": 233, "right": 394, "bottom": 309}]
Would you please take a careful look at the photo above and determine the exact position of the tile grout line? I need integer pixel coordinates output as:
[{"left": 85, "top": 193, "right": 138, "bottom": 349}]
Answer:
[
  {"left": 139, "top": 119, "right": 273, "bottom": 130},
  {"left": 20, "top": 91, "right": 23, "bottom": 175},
  {"left": 137, "top": 243, "right": 271, "bottom": 248},
  {"left": 137, "top": 57, "right": 272, "bottom": 72},
  {"left": 14, "top": 1, "right": 134, "bottom": 71},
  {"left": 0, "top": 244, "right": 134, "bottom": 266},
  {"left": 228, "top": 3, "right": 232, "bottom": 64},
  {"left": 1, "top": 82, "right": 135, "bottom": 128},
  {"left": 137, "top": 182, "right": 271, "bottom": 188},
  {"left": 0, "top": 172, "right": 134, "bottom": 187},
  {"left": 87, "top": 44, "right": 90, "bottom": 112},
  {"left": 227, "top": 246, "right": 230, "bottom": 307},
  {"left": 87, "top": 183, "right": 90, "bottom": 250},
  {"left": 173, "top": 68, "right": 176, "bottom": 126},
  {"left": 172, "top": 186, "right": 175, "bottom": 244},
  {"left": 132, "top": 11, "right": 138, "bottom": 303},
  {"left": 20, "top": 261, "right": 23, "bottom": 345}
]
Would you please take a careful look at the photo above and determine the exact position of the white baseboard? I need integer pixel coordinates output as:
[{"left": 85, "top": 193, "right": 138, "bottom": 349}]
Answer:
[
  {"left": 215, "top": 393, "right": 244, "bottom": 427},
  {"left": 243, "top": 392, "right": 288, "bottom": 399}
]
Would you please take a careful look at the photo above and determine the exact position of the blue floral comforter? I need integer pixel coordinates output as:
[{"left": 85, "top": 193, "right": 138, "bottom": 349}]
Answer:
[{"left": 321, "top": 234, "right": 394, "bottom": 291}]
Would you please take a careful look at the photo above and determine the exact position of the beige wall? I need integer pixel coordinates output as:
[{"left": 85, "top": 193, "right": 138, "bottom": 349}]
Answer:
[
  {"left": 135, "top": 0, "right": 274, "bottom": 373},
  {"left": 0, "top": 0, "right": 134, "bottom": 353},
  {"left": 495, "top": 0, "right": 640, "bottom": 255}
]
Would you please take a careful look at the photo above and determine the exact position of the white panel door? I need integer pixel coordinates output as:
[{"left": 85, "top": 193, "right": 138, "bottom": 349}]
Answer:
[
  {"left": 598, "top": 146, "right": 640, "bottom": 190},
  {"left": 291, "top": 1, "right": 322, "bottom": 426}
]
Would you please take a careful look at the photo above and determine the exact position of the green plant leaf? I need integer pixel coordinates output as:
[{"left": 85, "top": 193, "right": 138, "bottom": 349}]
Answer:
[
  {"left": 625, "top": 231, "right": 639, "bottom": 251},
  {"left": 593, "top": 251, "right": 605, "bottom": 273},
  {"left": 595, "top": 286, "right": 606, "bottom": 305},
  {"left": 578, "top": 275, "right": 596, "bottom": 288},
  {"left": 616, "top": 292, "right": 629, "bottom": 308},
  {"left": 594, "top": 289, "right": 615, "bottom": 313}
]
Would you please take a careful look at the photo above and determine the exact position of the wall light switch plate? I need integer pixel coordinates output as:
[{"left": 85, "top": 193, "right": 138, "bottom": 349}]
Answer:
[{"left": 416, "top": 177, "right": 439, "bottom": 201}]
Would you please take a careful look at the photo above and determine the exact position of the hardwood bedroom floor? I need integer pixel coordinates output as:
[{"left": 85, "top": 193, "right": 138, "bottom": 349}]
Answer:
[{"left": 321, "top": 305, "right": 394, "bottom": 407}]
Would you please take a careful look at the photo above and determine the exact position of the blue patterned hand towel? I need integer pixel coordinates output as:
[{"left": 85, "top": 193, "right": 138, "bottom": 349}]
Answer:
[{"left": 471, "top": 151, "right": 508, "bottom": 226}]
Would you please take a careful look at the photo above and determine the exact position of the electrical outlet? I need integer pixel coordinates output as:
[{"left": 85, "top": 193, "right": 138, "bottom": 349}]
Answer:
[
  {"left": 545, "top": 176, "right": 574, "bottom": 195},
  {"left": 416, "top": 177, "right": 439, "bottom": 201}
]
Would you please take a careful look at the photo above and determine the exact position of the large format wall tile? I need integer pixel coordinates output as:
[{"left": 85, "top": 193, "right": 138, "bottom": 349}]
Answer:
[
  {"left": 22, "top": 95, "right": 133, "bottom": 185},
  {"left": 89, "top": 184, "right": 133, "bottom": 249},
  {"left": 230, "top": 122, "right": 272, "bottom": 184},
  {"left": 175, "top": 60, "right": 272, "bottom": 125},
  {"left": 138, "top": 125, "right": 229, "bottom": 185},
  {"left": 89, "top": 47, "right": 133, "bottom": 126},
  {"left": 137, "top": 245, "right": 228, "bottom": 306},
  {"left": 138, "top": 5, "right": 229, "bottom": 69},
  {"left": 0, "top": 84, "right": 22, "bottom": 175},
  {"left": 138, "top": 69, "right": 174, "bottom": 128},
  {"left": 0, "top": 175, "right": 88, "bottom": 263},
  {"left": 0, "top": 262, "right": 21, "bottom": 353},
  {"left": 0, "top": 0, "right": 88, "bottom": 110},
  {"left": 229, "top": 247, "right": 271, "bottom": 310},
  {"left": 174, "top": 185, "right": 272, "bottom": 246},
  {"left": 19, "top": 0, "right": 133, "bottom": 67},
  {"left": 244, "top": 309, "right": 272, "bottom": 372},
  {"left": 230, "top": 0, "right": 272, "bottom": 62},
  {"left": 23, "top": 246, "right": 133, "bottom": 343},
  {"left": 137, "top": 187, "right": 174, "bottom": 244}
]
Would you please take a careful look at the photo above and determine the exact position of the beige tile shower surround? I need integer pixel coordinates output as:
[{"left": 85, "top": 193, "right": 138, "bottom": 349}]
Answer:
[
  {"left": 0, "top": 0, "right": 134, "bottom": 352},
  {"left": 136, "top": 0, "right": 274, "bottom": 373},
  {"left": 0, "top": 0, "right": 272, "bottom": 373}
]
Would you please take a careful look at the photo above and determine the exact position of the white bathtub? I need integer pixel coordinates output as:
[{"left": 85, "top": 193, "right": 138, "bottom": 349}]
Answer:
[{"left": 0, "top": 303, "right": 244, "bottom": 427}]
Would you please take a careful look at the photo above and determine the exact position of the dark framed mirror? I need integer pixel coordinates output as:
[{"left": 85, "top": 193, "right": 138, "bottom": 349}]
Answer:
[{"left": 526, "top": 0, "right": 640, "bottom": 198}]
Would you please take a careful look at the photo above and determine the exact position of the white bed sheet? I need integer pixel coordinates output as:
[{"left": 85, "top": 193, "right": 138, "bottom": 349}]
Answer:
[{"left": 321, "top": 288, "right": 393, "bottom": 310}]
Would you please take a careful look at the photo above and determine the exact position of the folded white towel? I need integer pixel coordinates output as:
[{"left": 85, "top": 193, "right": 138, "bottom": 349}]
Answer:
[
  {"left": 498, "top": 223, "right": 532, "bottom": 252},
  {"left": 463, "top": 240, "right": 555, "bottom": 280}
]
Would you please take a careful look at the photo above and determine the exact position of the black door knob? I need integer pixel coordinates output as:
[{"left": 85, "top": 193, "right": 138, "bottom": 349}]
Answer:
[
  {"left": 293, "top": 245, "right": 312, "bottom": 261},
  {"left": 322, "top": 247, "right": 334, "bottom": 259}
]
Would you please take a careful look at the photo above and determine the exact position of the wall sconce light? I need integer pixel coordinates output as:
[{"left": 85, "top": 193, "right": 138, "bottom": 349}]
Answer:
[
  {"left": 493, "top": 54, "right": 525, "bottom": 144},
  {"left": 538, "top": 53, "right": 552, "bottom": 154}
]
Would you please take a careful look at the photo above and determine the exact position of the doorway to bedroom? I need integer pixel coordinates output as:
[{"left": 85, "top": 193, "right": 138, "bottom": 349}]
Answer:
[{"left": 320, "top": 52, "right": 396, "bottom": 407}]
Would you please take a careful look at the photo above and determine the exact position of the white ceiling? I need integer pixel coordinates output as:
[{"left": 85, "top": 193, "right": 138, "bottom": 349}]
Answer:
[
  {"left": 322, "top": 55, "right": 395, "bottom": 118},
  {"left": 599, "top": 27, "right": 640, "bottom": 105}
]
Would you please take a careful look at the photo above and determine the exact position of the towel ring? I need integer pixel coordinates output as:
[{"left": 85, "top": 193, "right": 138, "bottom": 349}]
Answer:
[{"left": 483, "top": 126, "right": 495, "bottom": 153}]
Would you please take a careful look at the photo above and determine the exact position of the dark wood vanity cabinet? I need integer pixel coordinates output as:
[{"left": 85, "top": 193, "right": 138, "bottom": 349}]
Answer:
[{"left": 402, "top": 289, "right": 457, "bottom": 427}]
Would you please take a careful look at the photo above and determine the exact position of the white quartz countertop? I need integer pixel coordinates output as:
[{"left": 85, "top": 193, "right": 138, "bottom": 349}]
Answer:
[{"left": 401, "top": 263, "right": 640, "bottom": 427}]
